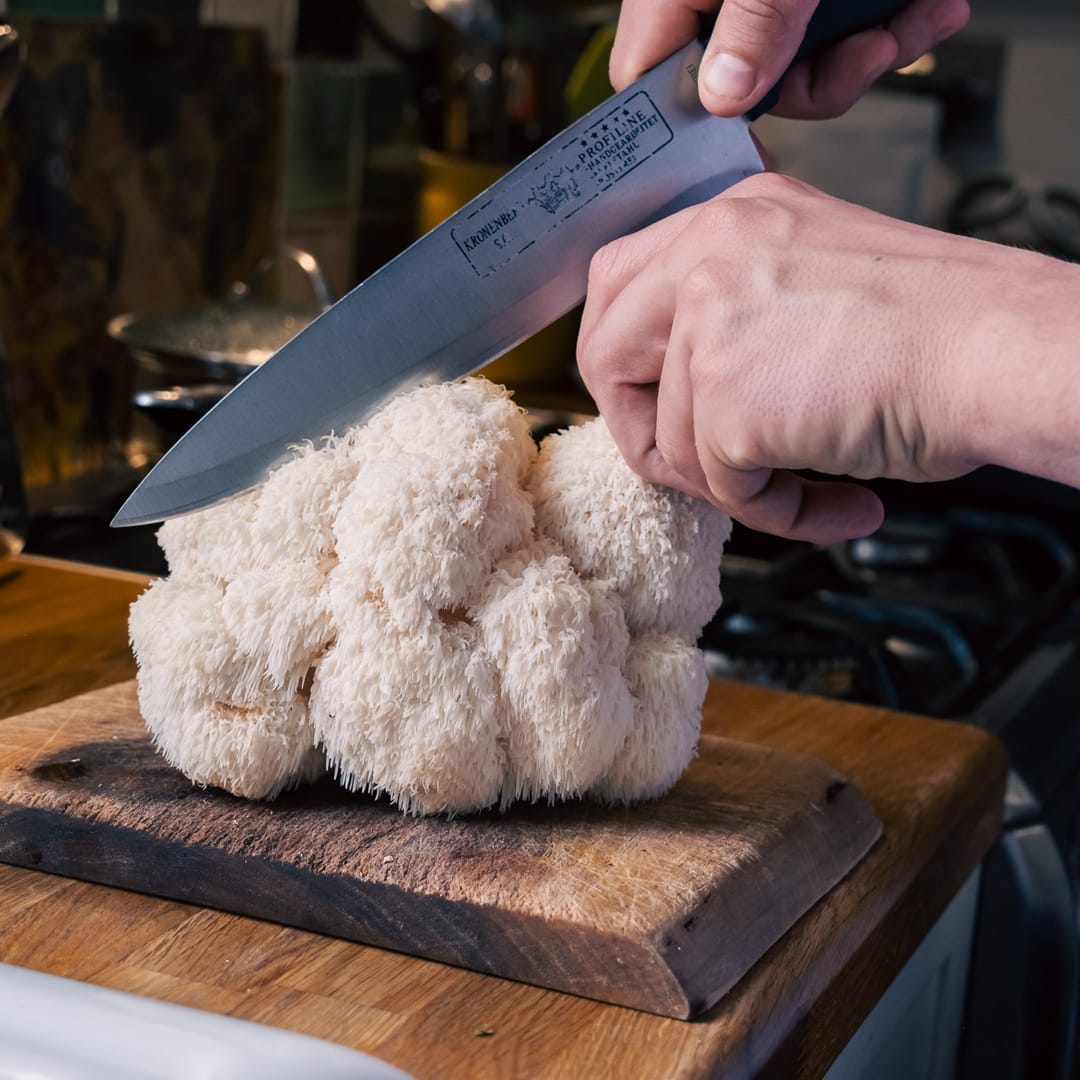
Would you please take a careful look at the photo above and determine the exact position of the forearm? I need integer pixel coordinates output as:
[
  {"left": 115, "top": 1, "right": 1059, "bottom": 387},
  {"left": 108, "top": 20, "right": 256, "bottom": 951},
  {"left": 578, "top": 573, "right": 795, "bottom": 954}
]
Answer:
[{"left": 951, "top": 250, "right": 1080, "bottom": 489}]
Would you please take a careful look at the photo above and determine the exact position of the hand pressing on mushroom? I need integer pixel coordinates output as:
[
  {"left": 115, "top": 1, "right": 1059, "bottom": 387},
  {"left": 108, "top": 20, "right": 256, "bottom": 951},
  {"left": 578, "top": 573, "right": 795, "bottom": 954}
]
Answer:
[{"left": 130, "top": 379, "right": 731, "bottom": 815}]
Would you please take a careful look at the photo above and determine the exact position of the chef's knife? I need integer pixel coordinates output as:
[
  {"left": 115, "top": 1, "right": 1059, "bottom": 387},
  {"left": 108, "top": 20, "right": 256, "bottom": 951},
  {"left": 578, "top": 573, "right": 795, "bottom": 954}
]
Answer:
[{"left": 113, "top": 0, "right": 907, "bottom": 527}]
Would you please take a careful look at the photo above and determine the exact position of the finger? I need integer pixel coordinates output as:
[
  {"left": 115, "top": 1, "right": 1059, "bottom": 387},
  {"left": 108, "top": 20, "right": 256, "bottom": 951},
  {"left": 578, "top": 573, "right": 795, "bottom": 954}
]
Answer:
[
  {"left": 578, "top": 298, "right": 686, "bottom": 494},
  {"left": 580, "top": 268, "right": 675, "bottom": 407},
  {"left": 609, "top": 0, "right": 717, "bottom": 91},
  {"left": 690, "top": 388, "right": 885, "bottom": 540},
  {"left": 888, "top": 0, "right": 970, "bottom": 69},
  {"left": 602, "top": 382, "right": 693, "bottom": 496},
  {"left": 578, "top": 269, "right": 686, "bottom": 493},
  {"left": 706, "top": 462, "right": 886, "bottom": 542},
  {"left": 578, "top": 203, "right": 701, "bottom": 357},
  {"left": 578, "top": 213, "right": 714, "bottom": 494},
  {"left": 770, "top": 0, "right": 970, "bottom": 119},
  {"left": 699, "top": 0, "right": 816, "bottom": 117},
  {"left": 772, "top": 28, "right": 899, "bottom": 119},
  {"left": 653, "top": 307, "right": 713, "bottom": 501},
  {"left": 756, "top": 475, "right": 885, "bottom": 543}
]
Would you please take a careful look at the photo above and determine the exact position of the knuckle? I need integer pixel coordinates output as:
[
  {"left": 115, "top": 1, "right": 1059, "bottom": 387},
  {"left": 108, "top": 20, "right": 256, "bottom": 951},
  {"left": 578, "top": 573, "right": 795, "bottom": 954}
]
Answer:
[
  {"left": 706, "top": 173, "right": 814, "bottom": 229},
  {"left": 677, "top": 258, "right": 725, "bottom": 309},
  {"left": 725, "top": 0, "right": 805, "bottom": 41},
  {"left": 744, "top": 170, "right": 806, "bottom": 198},
  {"left": 736, "top": 177, "right": 809, "bottom": 244},
  {"left": 576, "top": 322, "right": 624, "bottom": 389},
  {"left": 653, "top": 428, "right": 682, "bottom": 468},
  {"left": 721, "top": 432, "right": 767, "bottom": 472},
  {"left": 655, "top": 434, "right": 701, "bottom": 493},
  {"left": 586, "top": 238, "right": 630, "bottom": 291}
]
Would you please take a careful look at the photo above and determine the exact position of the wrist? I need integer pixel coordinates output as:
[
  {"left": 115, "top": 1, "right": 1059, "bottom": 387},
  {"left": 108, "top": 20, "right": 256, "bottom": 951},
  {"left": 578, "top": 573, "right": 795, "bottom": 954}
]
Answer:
[{"left": 946, "top": 245, "right": 1080, "bottom": 488}]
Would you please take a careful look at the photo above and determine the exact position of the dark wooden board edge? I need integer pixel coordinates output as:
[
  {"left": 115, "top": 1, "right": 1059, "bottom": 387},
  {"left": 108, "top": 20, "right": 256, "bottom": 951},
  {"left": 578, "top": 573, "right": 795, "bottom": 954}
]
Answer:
[
  {"left": 660, "top": 775, "right": 883, "bottom": 1016},
  {"left": 0, "top": 802, "right": 692, "bottom": 1016},
  {"left": 0, "top": 789, "right": 882, "bottom": 1019}
]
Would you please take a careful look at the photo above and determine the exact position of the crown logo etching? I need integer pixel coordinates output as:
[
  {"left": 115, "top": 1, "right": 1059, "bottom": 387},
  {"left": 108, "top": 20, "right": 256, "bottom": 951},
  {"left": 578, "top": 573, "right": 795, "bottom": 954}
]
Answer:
[{"left": 531, "top": 167, "right": 581, "bottom": 215}]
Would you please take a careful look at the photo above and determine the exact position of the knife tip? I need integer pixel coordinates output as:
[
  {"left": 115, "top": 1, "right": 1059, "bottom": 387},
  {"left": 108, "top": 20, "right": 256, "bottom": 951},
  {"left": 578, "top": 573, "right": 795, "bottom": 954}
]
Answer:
[
  {"left": 110, "top": 502, "right": 158, "bottom": 528},
  {"left": 111, "top": 480, "right": 169, "bottom": 527}
]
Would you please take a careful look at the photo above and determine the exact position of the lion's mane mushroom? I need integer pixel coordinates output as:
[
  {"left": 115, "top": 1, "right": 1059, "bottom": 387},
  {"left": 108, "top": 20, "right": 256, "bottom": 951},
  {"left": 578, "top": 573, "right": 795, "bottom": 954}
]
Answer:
[
  {"left": 528, "top": 415, "right": 731, "bottom": 634},
  {"left": 129, "top": 378, "right": 732, "bottom": 815},
  {"left": 473, "top": 539, "right": 633, "bottom": 809},
  {"left": 129, "top": 576, "right": 324, "bottom": 800}
]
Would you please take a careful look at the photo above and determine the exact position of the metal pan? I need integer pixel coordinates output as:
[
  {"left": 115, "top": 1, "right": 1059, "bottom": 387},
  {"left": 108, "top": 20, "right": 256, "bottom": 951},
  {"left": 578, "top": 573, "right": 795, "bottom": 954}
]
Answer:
[
  {"left": 109, "top": 247, "right": 332, "bottom": 384},
  {"left": 112, "top": 248, "right": 331, "bottom": 446}
]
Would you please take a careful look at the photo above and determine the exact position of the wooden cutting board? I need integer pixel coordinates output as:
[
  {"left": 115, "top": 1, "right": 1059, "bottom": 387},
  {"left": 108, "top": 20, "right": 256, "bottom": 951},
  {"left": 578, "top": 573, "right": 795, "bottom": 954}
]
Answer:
[{"left": 0, "top": 680, "right": 881, "bottom": 1019}]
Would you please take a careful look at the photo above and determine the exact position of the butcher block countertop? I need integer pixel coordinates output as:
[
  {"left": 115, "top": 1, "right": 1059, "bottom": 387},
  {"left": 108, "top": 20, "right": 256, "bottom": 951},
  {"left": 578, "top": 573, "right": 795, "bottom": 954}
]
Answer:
[{"left": 0, "top": 552, "right": 1007, "bottom": 1079}]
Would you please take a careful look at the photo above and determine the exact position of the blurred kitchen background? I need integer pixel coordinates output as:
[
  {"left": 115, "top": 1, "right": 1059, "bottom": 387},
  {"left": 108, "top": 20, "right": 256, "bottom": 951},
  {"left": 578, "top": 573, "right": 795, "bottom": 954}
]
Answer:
[
  {"left": 0, "top": 0, "right": 623, "bottom": 573},
  {"left": 0, "top": 0, "right": 1078, "bottom": 573},
  {"left": 1, "top": 5, "right": 1079, "bottom": 1078}
]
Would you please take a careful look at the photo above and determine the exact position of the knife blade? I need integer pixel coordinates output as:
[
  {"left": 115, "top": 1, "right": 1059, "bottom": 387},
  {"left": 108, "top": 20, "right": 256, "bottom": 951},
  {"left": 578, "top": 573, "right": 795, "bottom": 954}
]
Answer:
[{"left": 113, "top": 0, "right": 907, "bottom": 527}]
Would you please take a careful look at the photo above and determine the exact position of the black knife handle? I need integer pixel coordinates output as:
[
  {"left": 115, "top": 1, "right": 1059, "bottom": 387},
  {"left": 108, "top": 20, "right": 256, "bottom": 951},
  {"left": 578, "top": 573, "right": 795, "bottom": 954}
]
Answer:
[{"left": 702, "top": 0, "right": 912, "bottom": 119}]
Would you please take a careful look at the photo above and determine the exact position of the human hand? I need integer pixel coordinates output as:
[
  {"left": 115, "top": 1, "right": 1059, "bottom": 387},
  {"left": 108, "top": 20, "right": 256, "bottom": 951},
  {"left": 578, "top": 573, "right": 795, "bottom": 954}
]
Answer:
[
  {"left": 577, "top": 172, "right": 1080, "bottom": 542},
  {"left": 609, "top": 0, "right": 971, "bottom": 119}
]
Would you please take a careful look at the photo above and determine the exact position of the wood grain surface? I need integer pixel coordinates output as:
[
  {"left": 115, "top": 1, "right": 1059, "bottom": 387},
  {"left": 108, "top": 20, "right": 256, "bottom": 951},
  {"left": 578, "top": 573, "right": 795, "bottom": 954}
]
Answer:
[
  {"left": 0, "top": 681, "right": 882, "bottom": 1019},
  {"left": 0, "top": 554, "right": 144, "bottom": 717},
  {"left": 0, "top": 554, "right": 1009, "bottom": 1078}
]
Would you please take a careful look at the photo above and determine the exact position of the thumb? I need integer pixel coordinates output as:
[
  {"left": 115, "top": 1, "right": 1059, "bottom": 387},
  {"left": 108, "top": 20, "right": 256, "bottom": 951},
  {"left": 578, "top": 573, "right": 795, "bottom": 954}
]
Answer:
[{"left": 699, "top": 0, "right": 816, "bottom": 116}]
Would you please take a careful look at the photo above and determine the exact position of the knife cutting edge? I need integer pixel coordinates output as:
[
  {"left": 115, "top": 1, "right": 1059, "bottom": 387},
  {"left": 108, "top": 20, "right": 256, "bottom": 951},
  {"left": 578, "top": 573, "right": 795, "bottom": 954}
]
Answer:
[{"left": 113, "top": 0, "right": 907, "bottom": 527}]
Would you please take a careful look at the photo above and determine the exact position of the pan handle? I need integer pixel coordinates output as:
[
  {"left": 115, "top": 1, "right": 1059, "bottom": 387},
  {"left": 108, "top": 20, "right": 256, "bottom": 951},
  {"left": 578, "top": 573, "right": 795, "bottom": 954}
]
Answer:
[{"left": 228, "top": 247, "right": 334, "bottom": 311}]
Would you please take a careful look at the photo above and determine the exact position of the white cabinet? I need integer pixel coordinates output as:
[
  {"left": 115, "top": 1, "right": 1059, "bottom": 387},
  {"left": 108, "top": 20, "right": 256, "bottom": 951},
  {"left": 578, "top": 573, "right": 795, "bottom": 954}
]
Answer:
[{"left": 824, "top": 870, "right": 981, "bottom": 1080}]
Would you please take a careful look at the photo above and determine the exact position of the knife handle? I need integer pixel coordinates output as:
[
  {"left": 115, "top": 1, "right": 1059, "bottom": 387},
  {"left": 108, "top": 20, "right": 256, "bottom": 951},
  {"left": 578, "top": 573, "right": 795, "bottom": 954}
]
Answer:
[{"left": 726, "top": 0, "right": 912, "bottom": 119}]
